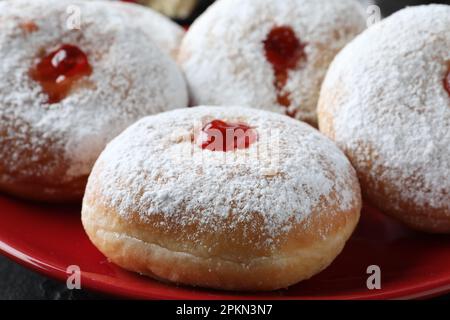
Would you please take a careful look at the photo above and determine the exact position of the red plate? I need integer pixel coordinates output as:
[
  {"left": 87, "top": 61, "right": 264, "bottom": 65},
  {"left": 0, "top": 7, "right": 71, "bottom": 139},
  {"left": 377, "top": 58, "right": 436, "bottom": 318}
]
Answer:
[{"left": 0, "top": 194, "right": 449, "bottom": 300}]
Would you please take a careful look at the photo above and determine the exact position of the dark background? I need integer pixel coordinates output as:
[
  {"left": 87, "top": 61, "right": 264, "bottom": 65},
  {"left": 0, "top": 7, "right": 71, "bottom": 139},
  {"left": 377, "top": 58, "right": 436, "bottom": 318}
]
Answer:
[
  {"left": 0, "top": 0, "right": 449, "bottom": 300},
  {"left": 377, "top": 0, "right": 450, "bottom": 16},
  {"left": 173, "top": 0, "right": 450, "bottom": 24}
]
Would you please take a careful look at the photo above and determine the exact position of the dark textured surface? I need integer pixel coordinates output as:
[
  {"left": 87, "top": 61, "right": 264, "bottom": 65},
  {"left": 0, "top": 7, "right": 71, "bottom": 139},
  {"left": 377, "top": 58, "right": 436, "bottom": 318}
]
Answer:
[
  {"left": 1, "top": 0, "right": 449, "bottom": 301},
  {"left": 0, "top": 254, "right": 448, "bottom": 300},
  {"left": 0, "top": 255, "right": 106, "bottom": 300}
]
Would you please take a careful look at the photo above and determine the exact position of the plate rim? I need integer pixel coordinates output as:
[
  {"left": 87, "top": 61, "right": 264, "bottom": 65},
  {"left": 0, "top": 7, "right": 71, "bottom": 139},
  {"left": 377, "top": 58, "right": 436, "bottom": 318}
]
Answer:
[{"left": 1, "top": 239, "right": 450, "bottom": 300}]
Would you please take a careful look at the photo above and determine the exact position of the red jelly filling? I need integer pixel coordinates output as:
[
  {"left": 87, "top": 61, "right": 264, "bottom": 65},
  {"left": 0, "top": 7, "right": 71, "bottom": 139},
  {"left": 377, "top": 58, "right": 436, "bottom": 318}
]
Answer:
[
  {"left": 445, "top": 66, "right": 450, "bottom": 97},
  {"left": 30, "top": 44, "right": 93, "bottom": 104},
  {"left": 20, "top": 21, "right": 39, "bottom": 33},
  {"left": 263, "top": 26, "right": 307, "bottom": 115},
  {"left": 199, "top": 120, "right": 257, "bottom": 152}
]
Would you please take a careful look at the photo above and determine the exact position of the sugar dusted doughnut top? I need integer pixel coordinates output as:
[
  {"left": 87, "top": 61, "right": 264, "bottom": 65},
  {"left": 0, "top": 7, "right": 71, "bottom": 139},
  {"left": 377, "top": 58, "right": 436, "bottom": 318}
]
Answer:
[
  {"left": 319, "top": 5, "right": 450, "bottom": 212},
  {"left": 106, "top": 0, "right": 185, "bottom": 58},
  {"left": 87, "top": 107, "right": 361, "bottom": 250},
  {"left": 178, "top": 0, "right": 366, "bottom": 125},
  {"left": 0, "top": 0, "right": 188, "bottom": 182}
]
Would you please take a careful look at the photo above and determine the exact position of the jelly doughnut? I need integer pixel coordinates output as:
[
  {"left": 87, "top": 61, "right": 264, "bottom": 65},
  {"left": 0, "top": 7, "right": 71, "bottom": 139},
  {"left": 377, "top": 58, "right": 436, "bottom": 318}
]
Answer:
[
  {"left": 82, "top": 106, "right": 362, "bottom": 291},
  {"left": 318, "top": 5, "right": 450, "bottom": 233},
  {"left": 178, "top": 0, "right": 366, "bottom": 125},
  {"left": 0, "top": 0, "right": 188, "bottom": 202}
]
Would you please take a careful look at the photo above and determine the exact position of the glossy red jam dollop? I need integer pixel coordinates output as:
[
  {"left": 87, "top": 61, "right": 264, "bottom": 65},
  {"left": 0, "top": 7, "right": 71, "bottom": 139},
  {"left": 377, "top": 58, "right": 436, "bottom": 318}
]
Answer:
[
  {"left": 263, "top": 26, "right": 307, "bottom": 114},
  {"left": 30, "top": 44, "right": 93, "bottom": 104},
  {"left": 445, "top": 67, "right": 450, "bottom": 97},
  {"left": 199, "top": 120, "right": 257, "bottom": 152}
]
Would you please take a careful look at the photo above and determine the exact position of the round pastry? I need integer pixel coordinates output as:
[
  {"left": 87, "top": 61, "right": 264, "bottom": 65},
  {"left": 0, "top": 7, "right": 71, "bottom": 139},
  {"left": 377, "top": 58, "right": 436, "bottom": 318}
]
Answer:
[
  {"left": 0, "top": 0, "right": 188, "bottom": 202},
  {"left": 318, "top": 5, "right": 450, "bottom": 233},
  {"left": 178, "top": 0, "right": 366, "bottom": 125},
  {"left": 82, "top": 106, "right": 362, "bottom": 291},
  {"left": 104, "top": 0, "right": 185, "bottom": 58}
]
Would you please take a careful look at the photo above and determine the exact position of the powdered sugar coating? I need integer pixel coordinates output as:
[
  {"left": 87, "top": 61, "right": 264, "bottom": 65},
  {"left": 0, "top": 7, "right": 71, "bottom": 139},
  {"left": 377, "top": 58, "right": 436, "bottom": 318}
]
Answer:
[
  {"left": 103, "top": 0, "right": 185, "bottom": 58},
  {"left": 319, "top": 5, "right": 450, "bottom": 213},
  {"left": 178, "top": 0, "right": 366, "bottom": 125},
  {"left": 0, "top": 0, "right": 188, "bottom": 184},
  {"left": 88, "top": 106, "right": 360, "bottom": 248}
]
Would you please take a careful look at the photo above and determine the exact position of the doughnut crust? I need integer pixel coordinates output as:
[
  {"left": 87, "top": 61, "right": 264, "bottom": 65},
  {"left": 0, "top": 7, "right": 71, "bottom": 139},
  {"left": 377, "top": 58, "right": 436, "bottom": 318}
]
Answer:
[
  {"left": 82, "top": 107, "right": 362, "bottom": 291},
  {"left": 318, "top": 5, "right": 450, "bottom": 233},
  {"left": 0, "top": 0, "right": 188, "bottom": 202},
  {"left": 178, "top": 0, "right": 366, "bottom": 125}
]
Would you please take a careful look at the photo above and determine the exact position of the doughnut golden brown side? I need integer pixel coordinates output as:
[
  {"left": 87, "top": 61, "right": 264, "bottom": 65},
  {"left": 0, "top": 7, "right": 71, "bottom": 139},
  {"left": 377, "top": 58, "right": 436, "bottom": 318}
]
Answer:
[
  {"left": 0, "top": 178, "right": 87, "bottom": 203},
  {"left": 319, "top": 88, "right": 450, "bottom": 233},
  {"left": 82, "top": 186, "right": 361, "bottom": 291},
  {"left": 319, "top": 113, "right": 450, "bottom": 234},
  {"left": 343, "top": 144, "right": 450, "bottom": 234},
  {"left": 0, "top": 131, "right": 87, "bottom": 203},
  {"left": 319, "top": 96, "right": 450, "bottom": 234}
]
